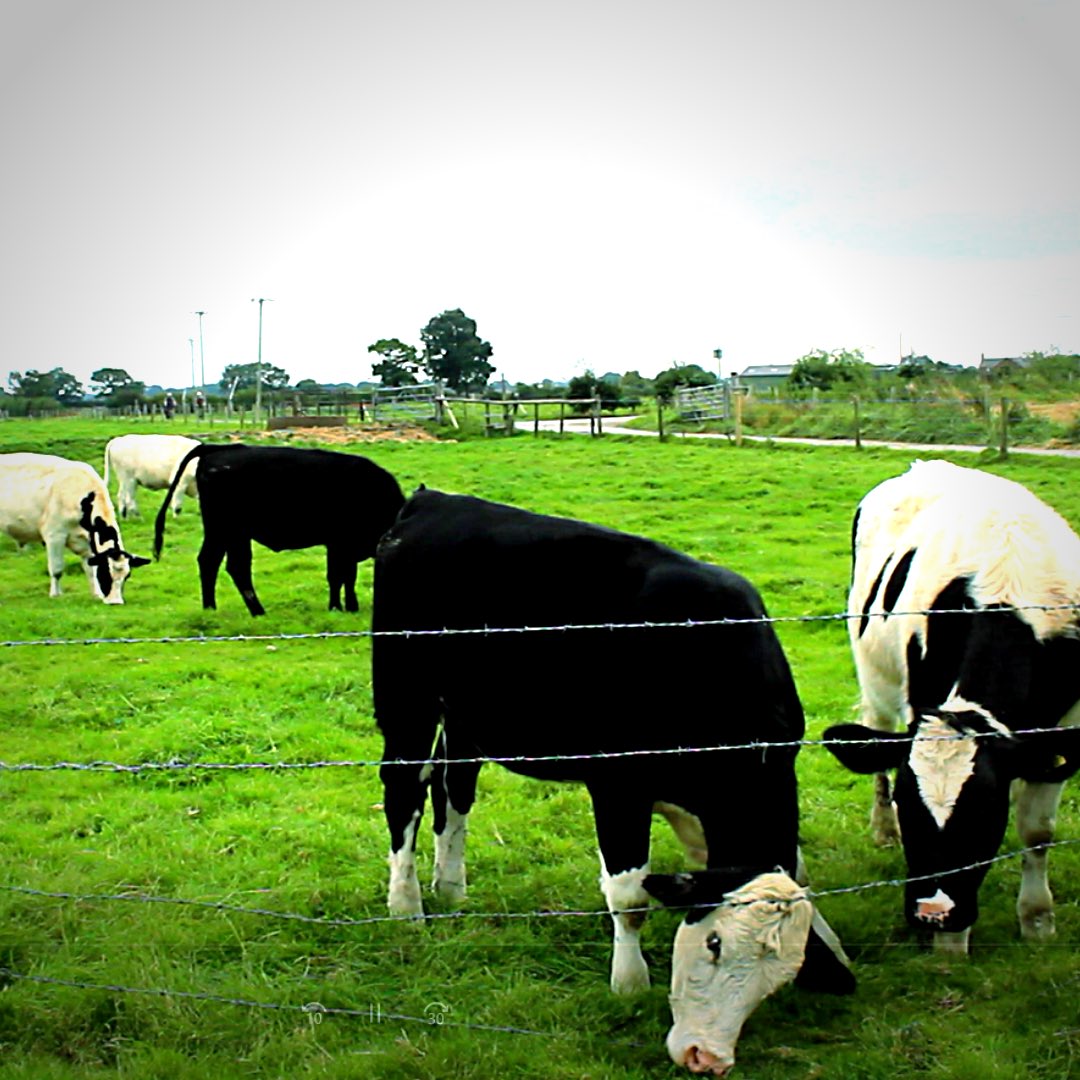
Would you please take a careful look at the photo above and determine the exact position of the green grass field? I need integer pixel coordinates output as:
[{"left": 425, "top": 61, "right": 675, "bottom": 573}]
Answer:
[{"left": 0, "top": 419, "right": 1078, "bottom": 1079}]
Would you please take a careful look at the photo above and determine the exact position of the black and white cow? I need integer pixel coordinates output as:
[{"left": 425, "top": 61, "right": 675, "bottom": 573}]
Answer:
[
  {"left": 154, "top": 443, "right": 404, "bottom": 616},
  {"left": 374, "top": 489, "right": 853, "bottom": 1076},
  {"left": 104, "top": 433, "right": 201, "bottom": 518},
  {"left": 825, "top": 460, "right": 1080, "bottom": 953},
  {"left": 0, "top": 452, "right": 150, "bottom": 602}
]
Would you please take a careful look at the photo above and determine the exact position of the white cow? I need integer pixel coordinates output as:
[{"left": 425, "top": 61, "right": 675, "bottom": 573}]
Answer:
[
  {"left": 826, "top": 459, "right": 1080, "bottom": 952},
  {"left": 0, "top": 453, "right": 150, "bottom": 602},
  {"left": 104, "top": 434, "right": 201, "bottom": 518}
]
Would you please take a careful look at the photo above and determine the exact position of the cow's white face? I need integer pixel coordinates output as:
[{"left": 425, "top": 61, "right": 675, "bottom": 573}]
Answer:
[
  {"left": 664, "top": 873, "right": 814, "bottom": 1076},
  {"left": 92, "top": 549, "right": 134, "bottom": 604},
  {"left": 80, "top": 491, "right": 149, "bottom": 603}
]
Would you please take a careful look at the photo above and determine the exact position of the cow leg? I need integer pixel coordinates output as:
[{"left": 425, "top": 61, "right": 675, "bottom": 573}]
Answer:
[
  {"left": 224, "top": 539, "right": 265, "bottom": 616},
  {"left": 430, "top": 728, "right": 482, "bottom": 904},
  {"left": 654, "top": 801, "right": 707, "bottom": 864},
  {"left": 342, "top": 560, "right": 359, "bottom": 613},
  {"left": 325, "top": 547, "right": 359, "bottom": 612},
  {"left": 590, "top": 787, "right": 653, "bottom": 994},
  {"left": 1015, "top": 778, "right": 1064, "bottom": 940},
  {"left": 44, "top": 534, "right": 68, "bottom": 597},
  {"left": 197, "top": 536, "right": 226, "bottom": 610},
  {"left": 871, "top": 773, "right": 901, "bottom": 846},
  {"left": 117, "top": 478, "right": 133, "bottom": 518},
  {"left": 381, "top": 732, "right": 439, "bottom": 917},
  {"left": 861, "top": 703, "right": 902, "bottom": 846}
]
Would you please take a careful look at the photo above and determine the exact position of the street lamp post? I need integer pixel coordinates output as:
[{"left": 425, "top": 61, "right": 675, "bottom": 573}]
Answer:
[
  {"left": 194, "top": 311, "right": 206, "bottom": 397},
  {"left": 251, "top": 298, "right": 273, "bottom": 422},
  {"left": 188, "top": 337, "right": 196, "bottom": 407}
]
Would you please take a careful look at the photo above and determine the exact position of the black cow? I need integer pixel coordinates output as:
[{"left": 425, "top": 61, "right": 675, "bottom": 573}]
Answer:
[
  {"left": 825, "top": 460, "right": 1080, "bottom": 953},
  {"left": 373, "top": 489, "right": 853, "bottom": 1076},
  {"left": 154, "top": 444, "right": 404, "bottom": 616}
]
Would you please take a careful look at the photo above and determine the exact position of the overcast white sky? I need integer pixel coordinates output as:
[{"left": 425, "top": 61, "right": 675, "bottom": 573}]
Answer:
[{"left": 2, "top": 0, "right": 1077, "bottom": 391}]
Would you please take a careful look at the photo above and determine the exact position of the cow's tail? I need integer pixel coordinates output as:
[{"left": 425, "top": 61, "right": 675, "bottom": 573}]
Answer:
[{"left": 154, "top": 444, "right": 206, "bottom": 560}]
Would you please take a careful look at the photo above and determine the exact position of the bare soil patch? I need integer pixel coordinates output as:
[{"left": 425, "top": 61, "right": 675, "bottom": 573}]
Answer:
[
  {"left": 208, "top": 423, "right": 445, "bottom": 445},
  {"left": 1028, "top": 400, "right": 1080, "bottom": 424}
]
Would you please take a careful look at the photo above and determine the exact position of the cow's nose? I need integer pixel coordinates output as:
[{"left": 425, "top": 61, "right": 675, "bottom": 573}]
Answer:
[{"left": 684, "top": 1045, "right": 732, "bottom": 1075}]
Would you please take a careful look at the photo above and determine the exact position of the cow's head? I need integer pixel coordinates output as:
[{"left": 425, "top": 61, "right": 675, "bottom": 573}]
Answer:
[
  {"left": 80, "top": 493, "right": 151, "bottom": 604},
  {"left": 825, "top": 709, "right": 1080, "bottom": 937},
  {"left": 643, "top": 869, "right": 854, "bottom": 1076}
]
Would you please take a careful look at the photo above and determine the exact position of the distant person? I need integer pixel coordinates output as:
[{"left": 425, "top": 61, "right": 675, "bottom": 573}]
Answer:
[
  {"left": 194, "top": 390, "right": 206, "bottom": 418},
  {"left": 163, "top": 392, "right": 176, "bottom": 420}
]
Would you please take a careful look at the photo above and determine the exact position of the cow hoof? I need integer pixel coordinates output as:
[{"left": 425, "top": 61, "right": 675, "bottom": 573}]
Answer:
[
  {"left": 611, "top": 967, "right": 650, "bottom": 995},
  {"left": 433, "top": 877, "right": 467, "bottom": 905},
  {"left": 1020, "top": 909, "right": 1055, "bottom": 940},
  {"left": 388, "top": 884, "right": 424, "bottom": 917},
  {"left": 932, "top": 929, "right": 971, "bottom": 955},
  {"left": 871, "top": 815, "right": 902, "bottom": 847}
]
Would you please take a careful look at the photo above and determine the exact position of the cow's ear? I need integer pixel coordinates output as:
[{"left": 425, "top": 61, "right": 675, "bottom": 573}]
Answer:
[
  {"left": 823, "top": 724, "right": 911, "bottom": 774},
  {"left": 1004, "top": 727, "right": 1080, "bottom": 783},
  {"left": 794, "top": 919, "right": 856, "bottom": 995},
  {"left": 125, "top": 553, "right": 152, "bottom": 569},
  {"left": 642, "top": 872, "right": 698, "bottom": 908},
  {"left": 86, "top": 552, "right": 105, "bottom": 567}
]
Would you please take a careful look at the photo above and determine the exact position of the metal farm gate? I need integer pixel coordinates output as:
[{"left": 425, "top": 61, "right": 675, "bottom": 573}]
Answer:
[
  {"left": 370, "top": 383, "right": 442, "bottom": 424},
  {"left": 675, "top": 382, "right": 730, "bottom": 421}
]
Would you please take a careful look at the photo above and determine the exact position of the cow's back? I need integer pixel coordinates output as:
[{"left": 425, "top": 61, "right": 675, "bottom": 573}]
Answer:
[
  {"left": 107, "top": 434, "right": 201, "bottom": 490},
  {"left": 195, "top": 445, "right": 404, "bottom": 552},
  {"left": 0, "top": 453, "right": 105, "bottom": 541},
  {"left": 374, "top": 489, "right": 804, "bottom": 773},
  {"left": 850, "top": 461, "right": 1080, "bottom": 726}
]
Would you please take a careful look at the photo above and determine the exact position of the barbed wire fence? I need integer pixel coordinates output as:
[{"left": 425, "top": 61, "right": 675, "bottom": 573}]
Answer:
[{"left": 2, "top": 599, "right": 1079, "bottom": 1042}]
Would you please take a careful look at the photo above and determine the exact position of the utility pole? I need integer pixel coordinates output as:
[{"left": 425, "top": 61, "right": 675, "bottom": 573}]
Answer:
[
  {"left": 194, "top": 310, "right": 206, "bottom": 396},
  {"left": 188, "top": 337, "right": 195, "bottom": 399},
  {"left": 251, "top": 298, "right": 273, "bottom": 422}
]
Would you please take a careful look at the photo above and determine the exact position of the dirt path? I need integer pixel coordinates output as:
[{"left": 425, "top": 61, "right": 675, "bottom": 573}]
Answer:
[{"left": 520, "top": 416, "right": 1080, "bottom": 458}]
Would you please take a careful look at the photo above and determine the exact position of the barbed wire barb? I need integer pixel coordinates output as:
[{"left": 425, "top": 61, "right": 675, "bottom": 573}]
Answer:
[{"left": 0, "top": 600, "right": 1077, "bottom": 650}]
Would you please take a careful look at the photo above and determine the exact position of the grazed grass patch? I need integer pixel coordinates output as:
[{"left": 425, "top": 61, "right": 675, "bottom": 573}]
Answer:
[{"left": 0, "top": 419, "right": 1077, "bottom": 1078}]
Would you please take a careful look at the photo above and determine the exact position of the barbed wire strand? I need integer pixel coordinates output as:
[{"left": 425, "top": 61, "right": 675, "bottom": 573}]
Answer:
[
  {"left": 0, "top": 601, "right": 1077, "bottom": 650},
  {"left": 0, "top": 967, "right": 596, "bottom": 1043},
  {"left": 0, "top": 721, "right": 1072, "bottom": 775},
  {"left": 3, "top": 838, "right": 1077, "bottom": 928},
  {"left": 3, "top": 607, "right": 1077, "bottom": 1041}
]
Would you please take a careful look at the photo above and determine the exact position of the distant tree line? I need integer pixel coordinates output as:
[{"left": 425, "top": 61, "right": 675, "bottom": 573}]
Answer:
[{"left": 4, "top": 321, "right": 1078, "bottom": 418}]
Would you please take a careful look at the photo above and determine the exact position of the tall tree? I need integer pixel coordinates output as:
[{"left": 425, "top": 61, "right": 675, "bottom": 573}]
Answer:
[
  {"left": 8, "top": 367, "right": 84, "bottom": 402},
  {"left": 220, "top": 362, "right": 290, "bottom": 391},
  {"left": 788, "top": 348, "right": 869, "bottom": 391},
  {"left": 567, "top": 369, "right": 620, "bottom": 407},
  {"left": 90, "top": 367, "right": 145, "bottom": 406},
  {"left": 652, "top": 363, "right": 717, "bottom": 404},
  {"left": 368, "top": 338, "right": 421, "bottom": 387},
  {"left": 420, "top": 309, "right": 493, "bottom": 392}
]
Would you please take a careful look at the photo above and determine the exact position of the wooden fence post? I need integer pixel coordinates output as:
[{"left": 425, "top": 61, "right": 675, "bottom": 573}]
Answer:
[
  {"left": 559, "top": 401, "right": 565, "bottom": 435},
  {"left": 999, "top": 397, "right": 1009, "bottom": 457},
  {"left": 853, "top": 394, "right": 862, "bottom": 450},
  {"left": 657, "top": 401, "right": 665, "bottom": 440},
  {"left": 734, "top": 388, "right": 744, "bottom": 446}
]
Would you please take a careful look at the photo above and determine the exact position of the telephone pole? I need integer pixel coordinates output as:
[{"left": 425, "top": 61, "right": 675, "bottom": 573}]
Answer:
[
  {"left": 194, "top": 310, "right": 206, "bottom": 396},
  {"left": 251, "top": 298, "right": 273, "bottom": 421}
]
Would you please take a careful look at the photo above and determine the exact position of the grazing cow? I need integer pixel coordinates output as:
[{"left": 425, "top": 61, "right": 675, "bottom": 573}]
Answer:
[
  {"left": 0, "top": 452, "right": 150, "bottom": 602},
  {"left": 825, "top": 460, "right": 1080, "bottom": 953},
  {"left": 104, "top": 433, "right": 201, "bottom": 518},
  {"left": 154, "top": 443, "right": 405, "bottom": 616},
  {"left": 374, "top": 489, "right": 854, "bottom": 1076}
]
